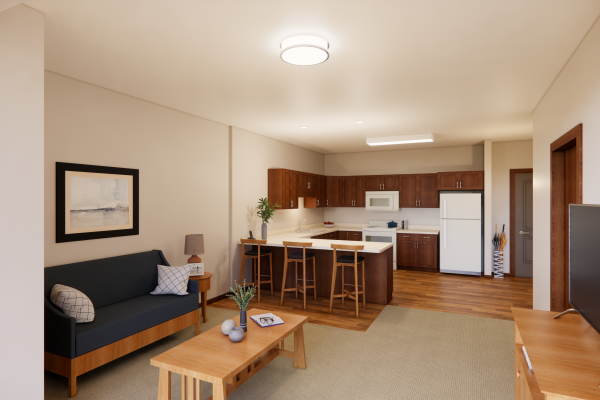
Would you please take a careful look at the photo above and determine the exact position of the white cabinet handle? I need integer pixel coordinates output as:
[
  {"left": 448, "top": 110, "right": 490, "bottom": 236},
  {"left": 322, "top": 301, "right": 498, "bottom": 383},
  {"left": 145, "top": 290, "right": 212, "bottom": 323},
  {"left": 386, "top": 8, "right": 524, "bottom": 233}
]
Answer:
[
  {"left": 291, "top": 200, "right": 293, "bottom": 207},
  {"left": 383, "top": 183, "right": 385, "bottom": 190},
  {"left": 460, "top": 182, "right": 462, "bottom": 189},
  {"left": 416, "top": 200, "right": 418, "bottom": 206},
  {"left": 403, "top": 235, "right": 410, "bottom": 237},
  {"left": 418, "top": 200, "right": 421, "bottom": 206},
  {"left": 379, "top": 183, "right": 382, "bottom": 190},
  {"left": 456, "top": 182, "right": 458, "bottom": 188},
  {"left": 317, "top": 200, "right": 319, "bottom": 206},
  {"left": 424, "top": 237, "right": 430, "bottom": 238},
  {"left": 308, "top": 182, "right": 310, "bottom": 189}
]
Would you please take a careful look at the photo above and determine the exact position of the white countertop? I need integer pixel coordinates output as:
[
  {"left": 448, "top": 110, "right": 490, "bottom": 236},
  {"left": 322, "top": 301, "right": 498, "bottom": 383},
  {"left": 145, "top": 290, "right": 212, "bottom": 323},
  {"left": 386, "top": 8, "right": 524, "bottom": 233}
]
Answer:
[{"left": 395, "top": 228, "right": 439, "bottom": 235}]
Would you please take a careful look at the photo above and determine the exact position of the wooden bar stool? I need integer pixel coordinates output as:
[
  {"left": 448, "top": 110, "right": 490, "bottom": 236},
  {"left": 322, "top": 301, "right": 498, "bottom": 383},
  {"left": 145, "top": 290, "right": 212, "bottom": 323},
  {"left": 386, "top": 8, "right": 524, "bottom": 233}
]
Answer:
[
  {"left": 280, "top": 241, "right": 316, "bottom": 309},
  {"left": 329, "top": 244, "right": 366, "bottom": 317},
  {"left": 239, "top": 239, "right": 273, "bottom": 303}
]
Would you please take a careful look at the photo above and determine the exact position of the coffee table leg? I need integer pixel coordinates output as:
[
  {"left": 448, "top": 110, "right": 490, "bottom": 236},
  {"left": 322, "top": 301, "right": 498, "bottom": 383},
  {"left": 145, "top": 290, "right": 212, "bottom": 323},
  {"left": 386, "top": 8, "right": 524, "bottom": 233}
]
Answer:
[
  {"left": 293, "top": 326, "right": 307, "bottom": 369},
  {"left": 213, "top": 380, "right": 227, "bottom": 400},
  {"left": 157, "top": 369, "right": 171, "bottom": 400}
]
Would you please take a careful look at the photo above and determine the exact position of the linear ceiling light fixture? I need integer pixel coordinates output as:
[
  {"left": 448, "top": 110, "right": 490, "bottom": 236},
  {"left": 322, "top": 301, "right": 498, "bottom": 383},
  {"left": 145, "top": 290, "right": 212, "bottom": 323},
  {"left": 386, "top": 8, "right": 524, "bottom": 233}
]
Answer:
[
  {"left": 366, "top": 133, "right": 434, "bottom": 146},
  {"left": 281, "top": 35, "right": 329, "bottom": 66}
]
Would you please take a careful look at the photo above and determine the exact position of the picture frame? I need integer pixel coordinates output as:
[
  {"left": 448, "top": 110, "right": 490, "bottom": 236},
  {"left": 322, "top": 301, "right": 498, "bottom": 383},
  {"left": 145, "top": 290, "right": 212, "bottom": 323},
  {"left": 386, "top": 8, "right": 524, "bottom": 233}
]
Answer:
[
  {"left": 189, "top": 263, "right": 204, "bottom": 276},
  {"left": 56, "top": 162, "right": 139, "bottom": 243}
]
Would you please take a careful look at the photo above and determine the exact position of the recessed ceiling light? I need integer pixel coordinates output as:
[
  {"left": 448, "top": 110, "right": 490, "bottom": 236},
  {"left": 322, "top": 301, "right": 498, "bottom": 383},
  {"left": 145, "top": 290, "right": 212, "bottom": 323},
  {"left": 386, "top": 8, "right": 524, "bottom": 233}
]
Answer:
[
  {"left": 299, "top": 126, "right": 308, "bottom": 129},
  {"left": 281, "top": 35, "right": 329, "bottom": 66},
  {"left": 366, "top": 133, "right": 434, "bottom": 146},
  {"left": 355, "top": 120, "right": 364, "bottom": 124}
]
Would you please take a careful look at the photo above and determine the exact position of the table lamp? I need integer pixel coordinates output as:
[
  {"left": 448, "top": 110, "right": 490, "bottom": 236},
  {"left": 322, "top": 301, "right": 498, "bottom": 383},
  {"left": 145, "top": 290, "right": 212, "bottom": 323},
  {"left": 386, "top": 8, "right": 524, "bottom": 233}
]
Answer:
[{"left": 184, "top": 234, "right": 204, "bottom": 263}]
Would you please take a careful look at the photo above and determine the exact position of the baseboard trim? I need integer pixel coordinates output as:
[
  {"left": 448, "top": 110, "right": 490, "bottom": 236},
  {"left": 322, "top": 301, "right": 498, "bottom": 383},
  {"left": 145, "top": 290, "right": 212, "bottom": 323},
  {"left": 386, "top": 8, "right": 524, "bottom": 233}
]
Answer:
[{"left": 208, "top": 293, "right": 230, "bottom": 305}]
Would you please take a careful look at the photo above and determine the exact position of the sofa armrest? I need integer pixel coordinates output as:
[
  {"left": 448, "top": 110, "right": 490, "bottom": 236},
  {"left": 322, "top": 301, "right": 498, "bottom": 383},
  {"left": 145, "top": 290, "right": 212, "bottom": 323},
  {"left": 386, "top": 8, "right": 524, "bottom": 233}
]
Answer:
[
  {"left": 44, "top": 297, "right": 76, "bottom": 359},
  {"left": 187, "top": 279, "right": 199, "bottom": 294}
]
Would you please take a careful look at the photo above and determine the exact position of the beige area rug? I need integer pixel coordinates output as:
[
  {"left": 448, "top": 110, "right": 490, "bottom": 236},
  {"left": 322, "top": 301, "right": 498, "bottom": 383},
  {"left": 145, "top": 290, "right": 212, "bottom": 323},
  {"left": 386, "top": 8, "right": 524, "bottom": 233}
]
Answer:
[{"left": 45, "top": 306, "right": 514, "bottom": 399}]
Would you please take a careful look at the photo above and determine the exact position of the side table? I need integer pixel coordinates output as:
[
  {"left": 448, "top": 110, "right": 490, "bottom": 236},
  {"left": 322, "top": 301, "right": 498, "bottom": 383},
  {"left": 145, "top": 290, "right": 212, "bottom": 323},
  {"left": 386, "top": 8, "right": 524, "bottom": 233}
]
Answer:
[{"left": 189, "top": 272, "right": 213, "bottom": 323}]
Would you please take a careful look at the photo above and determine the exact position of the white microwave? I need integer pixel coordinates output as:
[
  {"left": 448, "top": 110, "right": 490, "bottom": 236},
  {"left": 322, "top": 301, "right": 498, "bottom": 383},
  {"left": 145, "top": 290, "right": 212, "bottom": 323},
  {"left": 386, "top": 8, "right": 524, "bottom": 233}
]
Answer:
[{"left": 365, "top": 191, "right": 399, "bottom": 211}]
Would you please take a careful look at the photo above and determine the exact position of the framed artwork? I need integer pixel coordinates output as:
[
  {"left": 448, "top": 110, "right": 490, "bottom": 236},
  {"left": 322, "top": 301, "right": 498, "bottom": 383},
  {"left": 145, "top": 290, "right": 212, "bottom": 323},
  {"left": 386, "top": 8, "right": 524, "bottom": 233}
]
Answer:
[{"left": 56, "top": 162, "right": 139, "bottom": 243}]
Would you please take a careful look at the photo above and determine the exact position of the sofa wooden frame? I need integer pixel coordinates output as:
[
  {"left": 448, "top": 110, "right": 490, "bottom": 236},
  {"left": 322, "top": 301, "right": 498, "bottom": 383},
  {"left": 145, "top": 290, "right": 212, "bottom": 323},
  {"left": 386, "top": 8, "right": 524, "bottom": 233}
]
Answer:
[{"left": 45, "top": 309, "right": 200, "bottom": 397}]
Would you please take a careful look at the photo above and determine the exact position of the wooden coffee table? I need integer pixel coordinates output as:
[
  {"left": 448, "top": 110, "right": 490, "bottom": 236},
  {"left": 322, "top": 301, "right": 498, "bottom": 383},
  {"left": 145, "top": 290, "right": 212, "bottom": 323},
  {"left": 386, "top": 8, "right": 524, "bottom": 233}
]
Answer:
[{"left": 150, "top": 308, "right": 308, "bottom": 400}]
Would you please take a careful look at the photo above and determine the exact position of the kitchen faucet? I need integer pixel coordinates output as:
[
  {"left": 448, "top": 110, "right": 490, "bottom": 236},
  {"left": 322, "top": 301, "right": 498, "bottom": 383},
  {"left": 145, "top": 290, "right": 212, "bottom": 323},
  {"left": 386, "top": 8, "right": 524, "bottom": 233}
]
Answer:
[{"left": 298, "top": 219, "right": 307, "bottom": 233}]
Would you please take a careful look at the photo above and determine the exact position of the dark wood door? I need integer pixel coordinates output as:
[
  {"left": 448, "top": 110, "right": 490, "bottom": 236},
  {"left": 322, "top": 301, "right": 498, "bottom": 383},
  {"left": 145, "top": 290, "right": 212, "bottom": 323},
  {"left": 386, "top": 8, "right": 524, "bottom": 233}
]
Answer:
[
  {"left": 418, "top": 174, "right": 439, "bottom": 208},
  {"left": 398, "top": 241, "right": 416, "bottom": 267},
  {"left": 382, "top": 175, "right": 399, "bottom": 191},
  {"left": 288, "top": 170, "right": 298, "bottom": 209},
  {"left": 366, "top": 176, "right": 381, "bottom": 191},
  {"left": 327, "top": 177, "right": 341, "bottom": 207},
  {"left": 317, "top": 175, "right": 327, "bottom": 208},
  {"left": 282, "top": 170, "right": 291, "bottom": 209},
  {"left": 341, "top": 177, "right": 356, "bottom": 207},
  {"left": 350, "top": 232, "right": 362, "bottom": 241},
  {"left": 458, "top": 171, "right": 484, "bottom": 190},
  {"left": 355, "top": 176, "right": 366, "bottom": 206},
  {"left": 416, "top": 241, "right": 437, "bottom": 270},
  {"left": 399, "top": 175, "right": 417, "bottom": 208},
  {"left": 298, "top": 172, "right": 308, "bottom": 191},
  {"left": 338, "top": 231, "right": 350, "bottom": 240},
  {"left": 515, "top": 172, "right": 533, "bottom": 278},
  {"left": 437, "top": 172, "right": 460, "bottom": 190}
]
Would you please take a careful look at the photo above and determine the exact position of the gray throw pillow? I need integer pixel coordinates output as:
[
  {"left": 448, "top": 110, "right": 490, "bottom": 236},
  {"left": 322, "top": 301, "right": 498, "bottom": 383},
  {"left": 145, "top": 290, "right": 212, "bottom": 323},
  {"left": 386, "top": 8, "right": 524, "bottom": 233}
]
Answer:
[
  {"left": 50, "top": 284, "right": 95, "bottom": 323},
  {"left": 150, "top": 264, "right": 192, "bottom": 295}
]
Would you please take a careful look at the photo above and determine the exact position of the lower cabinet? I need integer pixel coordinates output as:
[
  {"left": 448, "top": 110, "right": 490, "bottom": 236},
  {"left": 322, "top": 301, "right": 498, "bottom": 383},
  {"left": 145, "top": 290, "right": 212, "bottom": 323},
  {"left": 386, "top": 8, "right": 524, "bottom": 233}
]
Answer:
[
  {"left": 337, "top": 231, "right": 363, "bottom": 241},
  {"left": 397, "top": 234, "right": 438, "bottom": 272}
]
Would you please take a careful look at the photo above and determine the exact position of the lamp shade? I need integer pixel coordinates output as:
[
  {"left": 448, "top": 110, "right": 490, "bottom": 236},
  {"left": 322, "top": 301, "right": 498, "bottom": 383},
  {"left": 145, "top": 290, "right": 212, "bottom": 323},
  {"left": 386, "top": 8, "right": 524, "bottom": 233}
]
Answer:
[{"left": 184, "top": 234, "right": 204, "bottom": 255}]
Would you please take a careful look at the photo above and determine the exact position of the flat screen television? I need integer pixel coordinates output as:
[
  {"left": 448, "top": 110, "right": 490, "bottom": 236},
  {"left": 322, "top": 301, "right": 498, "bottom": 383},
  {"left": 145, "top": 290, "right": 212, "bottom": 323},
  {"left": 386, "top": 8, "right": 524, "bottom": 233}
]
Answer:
[{"left": 569, "top": 204, "right": 600, "bottom": 333}]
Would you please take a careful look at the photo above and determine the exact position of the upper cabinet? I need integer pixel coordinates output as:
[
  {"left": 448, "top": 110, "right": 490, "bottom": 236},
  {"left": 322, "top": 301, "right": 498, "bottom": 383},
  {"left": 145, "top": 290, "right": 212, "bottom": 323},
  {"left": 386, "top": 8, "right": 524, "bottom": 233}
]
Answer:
[
  {"left": 341, "top": 176, "right": 365, "bottom": 207},
  {"left": 298, "top": 172, "right": 316, "bottom": 198},
  {"left": 268, "top": 169, "right": 298, "bottom": 209},
  {"left": 326, "top": 176, "right": 342, "bottom": 207},
  {"left": 316, "top": 175, "right": 327, "bottom": 208},
  {"left": 399, "top": 174, "right": 439, "bottom": 208},
  {"left": 438, "top": 171, "right": 484, "bottom": 190},
  {"left": 366, "top": 175, "right": 399, "bottom": 191}
]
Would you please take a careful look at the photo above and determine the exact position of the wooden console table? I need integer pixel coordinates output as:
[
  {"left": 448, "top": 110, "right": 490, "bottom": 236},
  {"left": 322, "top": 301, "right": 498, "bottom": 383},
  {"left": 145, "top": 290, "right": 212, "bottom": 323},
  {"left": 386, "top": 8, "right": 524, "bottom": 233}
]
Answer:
[
  {"left": 512, "top": 307, "right": 600, "bottom": 400},
  {"left": 189, "top": 272, "right": 212, "bottom": 323}
]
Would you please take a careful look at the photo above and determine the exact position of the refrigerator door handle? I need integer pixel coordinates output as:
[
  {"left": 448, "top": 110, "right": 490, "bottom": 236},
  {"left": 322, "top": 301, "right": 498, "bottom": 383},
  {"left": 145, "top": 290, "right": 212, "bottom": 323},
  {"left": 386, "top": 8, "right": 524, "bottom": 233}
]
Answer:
[
  {"left": 443, "top": 198, "right": 447, "bottom": 218},
  {"left": 443, "top": 220, "right": 447, "bottom": 249}
]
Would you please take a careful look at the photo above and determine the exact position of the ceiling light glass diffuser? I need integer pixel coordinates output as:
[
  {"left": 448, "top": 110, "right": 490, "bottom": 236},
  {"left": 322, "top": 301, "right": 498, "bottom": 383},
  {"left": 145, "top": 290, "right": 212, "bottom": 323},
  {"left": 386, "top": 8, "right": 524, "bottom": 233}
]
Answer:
[
  {"left": 281, "top": 35, "right": 329, "bottom": 66},
  {"left": 366, "top": 133, "right": 434, "bottom": 146},
  {"left": 299, "top": 126, "right": 308, "bottom": 129},
  {"left": 355, "top": 120, "right": 364, "bottom": 124}
]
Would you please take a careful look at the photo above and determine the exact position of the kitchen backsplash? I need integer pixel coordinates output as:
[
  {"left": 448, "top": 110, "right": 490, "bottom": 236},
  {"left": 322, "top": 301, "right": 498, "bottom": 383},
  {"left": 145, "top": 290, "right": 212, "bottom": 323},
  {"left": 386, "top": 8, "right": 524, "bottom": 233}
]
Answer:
[{"left": 323, "top": 207, "right": 440, "bottom": 226}]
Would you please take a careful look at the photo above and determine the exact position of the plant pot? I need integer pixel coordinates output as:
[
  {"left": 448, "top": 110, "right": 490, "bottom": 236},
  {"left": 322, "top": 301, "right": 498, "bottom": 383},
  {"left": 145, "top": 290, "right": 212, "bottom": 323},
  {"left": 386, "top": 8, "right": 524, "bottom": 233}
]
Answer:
[
  {"left": 261, "top": 222, "right": 267, "bottom": 239},
  {"left": 240, "top": 309, "right": 247, "bottom": 332}
]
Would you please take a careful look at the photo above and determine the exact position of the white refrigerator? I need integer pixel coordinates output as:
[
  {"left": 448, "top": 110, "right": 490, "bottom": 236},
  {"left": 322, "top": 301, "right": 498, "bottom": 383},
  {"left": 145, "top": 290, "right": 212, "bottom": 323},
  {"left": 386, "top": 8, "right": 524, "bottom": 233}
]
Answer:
[{"left": 439, "top": 192, "right": 483, "bottom": 275}]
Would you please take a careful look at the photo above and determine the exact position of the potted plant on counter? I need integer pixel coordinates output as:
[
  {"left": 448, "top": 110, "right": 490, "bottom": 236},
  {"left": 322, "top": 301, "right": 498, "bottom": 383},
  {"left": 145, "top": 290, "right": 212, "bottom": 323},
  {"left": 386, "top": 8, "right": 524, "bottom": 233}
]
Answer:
[
  {"left": 257, "top": 197, "right": 280, "bottom": 239},
  {"left": 226, "top": 280, "right": 256, "bottom": 332}
]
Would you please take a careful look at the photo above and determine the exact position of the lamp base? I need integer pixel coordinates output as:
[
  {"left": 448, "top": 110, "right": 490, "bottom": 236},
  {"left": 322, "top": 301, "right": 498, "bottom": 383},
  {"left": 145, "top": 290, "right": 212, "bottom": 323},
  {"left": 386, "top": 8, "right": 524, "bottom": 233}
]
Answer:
[{"left": 187, "top": 255, "right": 202, "bottom": 264}]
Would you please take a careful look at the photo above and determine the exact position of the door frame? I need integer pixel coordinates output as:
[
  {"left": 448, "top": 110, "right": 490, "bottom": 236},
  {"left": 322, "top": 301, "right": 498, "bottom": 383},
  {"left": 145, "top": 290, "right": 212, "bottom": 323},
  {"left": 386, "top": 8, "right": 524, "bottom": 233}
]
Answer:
[
  {"left": 550, "top": 123, "right": 583, "bottom": 312},
  {"left": 509, "top": 168, "right": 533, "bottom": 277}
]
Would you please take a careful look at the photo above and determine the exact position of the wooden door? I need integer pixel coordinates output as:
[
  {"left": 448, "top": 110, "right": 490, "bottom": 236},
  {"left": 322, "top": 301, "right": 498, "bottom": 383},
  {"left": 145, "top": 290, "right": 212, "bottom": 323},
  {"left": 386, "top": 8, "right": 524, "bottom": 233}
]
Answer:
[
  {"left": 398, "top": 240, "right": 416, "bottom": 267},
  {"left": 341, "top": 177, "right": 356, "bottom": 207},
  {"left": 418, "top": 174, "right": 439, "bottom": 208},
  {"left": 327, "top": 176, "right": 341, "bottom": 207},
  {"left": 355, "top": 176, "right": 366, "bottom": 206},
  {"left": 338, "top": 231, "right": 349, "bottom": 240},
  {"left": 382, "top": 175, "right": 399, "bottom": 191},
  {"left": 437, "top": 172, "right": 460, "bottom": 190},
  {"left": 317, "top": 175, "right": 327, "bottom": 208},
  {"left": 458, "top": 171, "right": 484, "bottom": 190},
  {"left": 399, "top": 175, "right": 417, "bottom": 207},
  {"left": 416, "top": 241, "right": 437, "bottom": 270},
  {"left": 366, "top": 176, "right": 381, "bottom": 191},
  {"left": 282, "top": 170, "right": 291, "bottom": 209},
  {"left": 298, "top": 172, "right": 308, "bottom": 191},
  {"left": 288, "top": 170, "right": 298, "bottom": 209}
]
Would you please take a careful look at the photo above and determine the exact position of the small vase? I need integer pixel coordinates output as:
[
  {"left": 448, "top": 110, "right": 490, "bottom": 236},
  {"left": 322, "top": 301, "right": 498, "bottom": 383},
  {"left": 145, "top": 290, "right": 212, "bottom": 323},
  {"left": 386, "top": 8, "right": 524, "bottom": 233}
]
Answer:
[
  {"left": 229, "top": 327, "right": 245, "bottom": 342},
  {"left": 240, "top": 309, "right": 247, "bottom": 332},
  {"left": 261, "top": 222, "right": 267, "bottom": 239}
]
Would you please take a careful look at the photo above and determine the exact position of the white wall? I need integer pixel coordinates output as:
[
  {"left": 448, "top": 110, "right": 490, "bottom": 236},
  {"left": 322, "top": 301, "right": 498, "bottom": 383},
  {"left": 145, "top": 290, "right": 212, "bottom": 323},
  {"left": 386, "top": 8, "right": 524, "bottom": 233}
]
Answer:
[
  {"left": 230, "top": 126, "right": 324, "bottom": 285},
  {"left": 0, "top": 4, "right": 44, "bottom": 399},
  {"left": 533, "top": 15, "right": 600, "bottom": 310},
  {"left": 44, "top": 72, "right": 231, "bottom": 300},
  {"left": 491, "top": 140, "right": 533, "bottom": 274},
  {"left": 323, "top": 145, "right": 483, "bottom": 225}
]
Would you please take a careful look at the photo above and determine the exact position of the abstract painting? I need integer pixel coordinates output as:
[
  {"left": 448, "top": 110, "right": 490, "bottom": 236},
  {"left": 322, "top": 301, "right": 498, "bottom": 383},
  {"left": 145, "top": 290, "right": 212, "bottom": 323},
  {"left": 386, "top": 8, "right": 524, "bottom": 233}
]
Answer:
[{"left": 56, "top": 162, "right": 139, "bottom": 243}]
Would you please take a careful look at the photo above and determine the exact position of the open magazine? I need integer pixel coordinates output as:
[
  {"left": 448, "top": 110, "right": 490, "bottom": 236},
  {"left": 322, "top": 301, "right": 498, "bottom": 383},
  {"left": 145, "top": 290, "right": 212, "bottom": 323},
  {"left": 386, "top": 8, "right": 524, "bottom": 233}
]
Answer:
[{"left": 250, "top": 313, "right": 284, "bottom": 328}]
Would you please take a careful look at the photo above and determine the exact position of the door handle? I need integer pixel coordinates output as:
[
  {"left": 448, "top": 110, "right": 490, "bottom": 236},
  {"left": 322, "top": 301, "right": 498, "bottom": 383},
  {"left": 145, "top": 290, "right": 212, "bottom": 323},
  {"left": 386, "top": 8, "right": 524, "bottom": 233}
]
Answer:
[
  {"left": 403, "top": 236, "right": 410, "bottom": 238},
  {"left": 383, "top": 183, "right": 385, "bottom": 190},
  {"left": 417, "top": 242, "right": 418, "bottom": 249},
  {"left": 418, "top": 200, "right": 421, "bottom": 206},
  {"left": 519, "top": 231, "right": 530, "bottom": 235},
  {"left": 416, "top": 200, "right": 418, "bottom": 206},
  {"left": 308, "top": 182, "right": 310, "bottom": 189},
  {"left": 460, "top": 182, "right": 462, "bottom": 189},
  {"left": 456, "top": 182, "right": 458, "bottom": 188},
  {"left": 317, "top": 200, "right": 319, "bottom": 206},
  {"left": 380, "top": 184, "right": 382, "bottom": 190},
  {"left": 291, "top": 200, "right": 293, "bottom": 207},
  {"left": 327, "top": 200, "right": 328, "bottom": 206}
]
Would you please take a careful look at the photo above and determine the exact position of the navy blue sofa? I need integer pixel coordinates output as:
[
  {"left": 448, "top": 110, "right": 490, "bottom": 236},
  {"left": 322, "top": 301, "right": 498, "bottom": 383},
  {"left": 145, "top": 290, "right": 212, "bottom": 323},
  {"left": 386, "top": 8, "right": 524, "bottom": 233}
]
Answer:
[{"left": 44, "top": 250, "right": 200, "bottom": 397}]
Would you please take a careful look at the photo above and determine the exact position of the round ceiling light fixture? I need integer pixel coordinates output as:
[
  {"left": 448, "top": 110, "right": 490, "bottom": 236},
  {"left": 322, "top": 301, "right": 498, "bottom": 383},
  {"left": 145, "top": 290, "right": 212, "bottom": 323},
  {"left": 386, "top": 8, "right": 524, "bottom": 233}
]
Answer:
[
  {"left": 299, "top": 126, "right": 308, "bottom": 129},
  {"left": 281, "top": 35, "right": 329, "bottom": 66}
]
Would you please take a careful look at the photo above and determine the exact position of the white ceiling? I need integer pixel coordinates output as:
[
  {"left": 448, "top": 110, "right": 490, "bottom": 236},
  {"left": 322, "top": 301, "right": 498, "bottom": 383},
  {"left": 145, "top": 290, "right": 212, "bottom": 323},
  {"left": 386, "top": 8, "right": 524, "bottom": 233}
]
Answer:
[{"left": 26, "top": 0, "right": 600, "bottom": 154}]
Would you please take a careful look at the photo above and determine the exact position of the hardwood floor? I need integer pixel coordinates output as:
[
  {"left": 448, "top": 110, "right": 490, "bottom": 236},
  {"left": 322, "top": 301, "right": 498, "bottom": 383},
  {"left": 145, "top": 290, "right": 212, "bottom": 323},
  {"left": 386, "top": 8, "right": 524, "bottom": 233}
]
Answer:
[{"left": 210, "top": 270, "right": 533, "bottom": 332}]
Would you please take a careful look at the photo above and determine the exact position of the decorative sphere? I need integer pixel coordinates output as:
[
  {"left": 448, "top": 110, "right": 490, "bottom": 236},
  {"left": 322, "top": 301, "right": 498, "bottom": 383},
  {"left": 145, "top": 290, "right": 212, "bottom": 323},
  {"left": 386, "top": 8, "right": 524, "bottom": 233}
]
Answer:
[
  {"left": 221, "top": 319, "right": 237, "bottom": 335},
  {"left": 229, "top": 327, "right": 245, "bottom": 342}
]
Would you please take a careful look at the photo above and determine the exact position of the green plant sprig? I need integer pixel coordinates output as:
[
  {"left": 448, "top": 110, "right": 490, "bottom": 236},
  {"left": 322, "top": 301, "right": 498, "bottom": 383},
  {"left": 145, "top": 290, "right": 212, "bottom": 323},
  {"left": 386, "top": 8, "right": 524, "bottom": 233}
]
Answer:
[
  {"left": 226, "top": 280, "right": 256, "bottom": 311},
  {"left": 257, "top": 198, "right": 280, "bottom": 224}
]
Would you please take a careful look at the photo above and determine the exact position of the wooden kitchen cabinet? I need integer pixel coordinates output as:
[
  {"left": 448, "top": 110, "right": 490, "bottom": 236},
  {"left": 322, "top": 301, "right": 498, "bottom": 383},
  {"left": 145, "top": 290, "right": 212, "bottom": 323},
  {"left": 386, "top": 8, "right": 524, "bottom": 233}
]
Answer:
[
  {"left": 268, "top": 169, "right": 298, "bottom": 209},
  {"left": 298, "top": 172, "right": 317, "bottom": 198},
  {"left": 397, "top": 233, "right": 438, "bottom": 272},
  {"left": 326, "top": 176, "right": 342, "bottom": 207},
  {"left": 341, "top": 176, "right": 366, "bottom": 207},
  {"left": 366, "top": 175, "right": 399, "bottom": 191},
  {"left": 437, "top": 171, "right": 484, "bottom": 190},
  {"left": 399, "top": 174, "right": 438, "bottom": 208},
  {"left": 338, "top": 230, "right": 362, "bottom": 241},
  {"left": 316, "top": 175, "right": 327, "bottom": 208}
]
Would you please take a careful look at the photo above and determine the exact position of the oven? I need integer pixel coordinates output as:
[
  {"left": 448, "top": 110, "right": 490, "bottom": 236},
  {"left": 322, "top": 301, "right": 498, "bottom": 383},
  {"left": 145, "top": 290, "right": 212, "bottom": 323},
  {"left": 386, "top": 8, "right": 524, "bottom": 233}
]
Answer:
[{"left": 362, "top": 228, "right": 397, "bottom": 267}]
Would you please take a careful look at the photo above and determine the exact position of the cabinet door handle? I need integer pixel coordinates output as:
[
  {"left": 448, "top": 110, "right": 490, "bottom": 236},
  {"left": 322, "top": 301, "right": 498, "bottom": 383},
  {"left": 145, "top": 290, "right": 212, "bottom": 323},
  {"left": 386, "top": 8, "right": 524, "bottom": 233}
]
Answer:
[
  {"left": 456, "top": 182, "right": 458, "bottom": 188},
  {"left": 460, "top": 182, "right": 462, "bottom": 189},
  {"left": 308, "top": 182, "right": 310, "bottom": 189},
  {"left": 403, "top": 236, "right": 410, "bottom": 237},
  {"left": 416, "top": 200, "right": 417, "bottom": 206},
  {"left": 327, "top": 200, "right": 328, "bottom": 206},
  {"left": 424, "top": 237, "right": 430, "bottom": 238},
  {"left": 417, "top": 242, "right": 418, "bottom": 249},
  {"left": 317, "top": 200, "right": 319, "bottom": 206},
  {"left": 419, "top": 200, "right": 421, "bottom": 206},
  {"left": 383, "top": 183, "right": 385, "bottom": 190},
  {"left": 379, "top": 183, "right": 382, "bottom": 190},
  {"left": 291, "top": 200, "right": 293, "bottom": 207}
]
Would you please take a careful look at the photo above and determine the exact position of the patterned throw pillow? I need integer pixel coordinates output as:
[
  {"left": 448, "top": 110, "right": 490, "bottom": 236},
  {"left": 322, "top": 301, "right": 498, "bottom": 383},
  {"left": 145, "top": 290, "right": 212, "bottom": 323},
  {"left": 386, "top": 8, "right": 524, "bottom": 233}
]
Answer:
[
  {"left": 150, "top": 264, "right": 192, "bottom": 295},
  {"left": 50, "top": 284, "right": 95, "bottom": 323}
]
